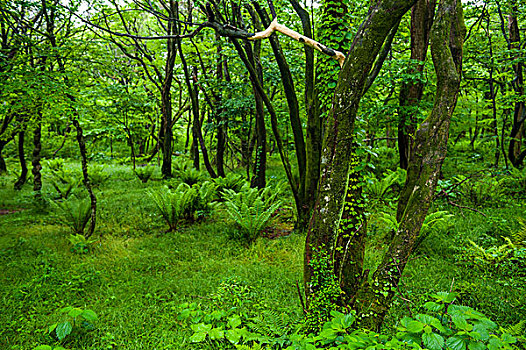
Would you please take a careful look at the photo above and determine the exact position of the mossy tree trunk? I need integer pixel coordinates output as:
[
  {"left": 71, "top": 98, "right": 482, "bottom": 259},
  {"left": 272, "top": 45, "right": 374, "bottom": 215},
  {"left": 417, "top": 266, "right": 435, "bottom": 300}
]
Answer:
[
  {"left": 305, "top": 0, "right": 417, "bottom": 315},
  {"left": 305, "top": 0, "right": 465, "bottom": 331}
]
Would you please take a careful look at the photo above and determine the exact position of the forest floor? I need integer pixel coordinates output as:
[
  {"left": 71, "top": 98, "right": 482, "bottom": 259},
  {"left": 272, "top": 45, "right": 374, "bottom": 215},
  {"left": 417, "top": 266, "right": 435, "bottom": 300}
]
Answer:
[{"left": 0, "top": 155, "right": 524, "bottom": 349}]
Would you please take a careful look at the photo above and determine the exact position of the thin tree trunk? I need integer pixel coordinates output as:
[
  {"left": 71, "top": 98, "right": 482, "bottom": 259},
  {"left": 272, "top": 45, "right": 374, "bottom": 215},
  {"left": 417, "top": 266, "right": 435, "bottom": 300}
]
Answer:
[
  {"left": 508, "top": 8, "right": 526, "bottom": 167},
  {"left": 32, "top": 119, "right": 42, "bottom": 195},
  {"left": 14, "top": 131, "right": 27, "bottom": 190}
]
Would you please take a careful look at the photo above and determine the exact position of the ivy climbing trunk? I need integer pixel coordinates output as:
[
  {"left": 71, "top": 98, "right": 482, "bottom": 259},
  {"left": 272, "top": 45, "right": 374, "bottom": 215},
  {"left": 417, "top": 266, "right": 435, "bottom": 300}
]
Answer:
[{"left": 305, "top": 0, "right": 418, "bottom": 323}]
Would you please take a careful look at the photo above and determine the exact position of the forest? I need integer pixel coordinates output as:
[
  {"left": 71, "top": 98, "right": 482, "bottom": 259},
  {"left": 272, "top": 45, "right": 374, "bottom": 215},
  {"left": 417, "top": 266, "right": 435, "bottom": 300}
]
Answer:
[{"left": 0, "top": 0, "right": 525, "bottom": 348}]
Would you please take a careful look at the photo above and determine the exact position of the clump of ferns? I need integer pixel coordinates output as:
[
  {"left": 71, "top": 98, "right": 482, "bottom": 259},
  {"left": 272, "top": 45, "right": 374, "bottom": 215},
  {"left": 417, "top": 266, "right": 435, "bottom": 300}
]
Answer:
[
  {"left": 221, "top": 185, "right": 282, "bottom": 243},
  {"left": 149, "top": 181, "right": 217, "bottom": 232}
]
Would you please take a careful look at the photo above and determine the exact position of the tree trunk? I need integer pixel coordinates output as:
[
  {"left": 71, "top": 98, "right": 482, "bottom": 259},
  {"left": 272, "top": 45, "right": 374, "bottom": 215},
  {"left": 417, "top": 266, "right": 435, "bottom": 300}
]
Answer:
[
  {"left": 356, "top": 0, "right": 465, "bottom": 330},
  {"left": 397, "top": 0, "right": 436, "bottom": 170},
  {"left": 14, "top": 131, "right": 27, "bottom": 191},
  {"left": 508, "top": 8, "right": 526, "bottom": 167},
  {"left": 0, "top": 140, "right": 9, "bottom": 174},
  {"left": 32, "top": 120, "right": 42, "bottom": 195},
  {"left": 305, "top": 0, "right": 418, "bottom": 329}
]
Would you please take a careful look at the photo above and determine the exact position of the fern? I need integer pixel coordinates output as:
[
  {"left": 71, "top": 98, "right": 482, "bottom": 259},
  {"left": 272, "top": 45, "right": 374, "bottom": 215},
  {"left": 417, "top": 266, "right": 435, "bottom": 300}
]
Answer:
[
  {"left": 366, "top": 168, "right": 406, "bottom": 199},
  {"left": 511, "top": 218, "right": 526, "bottom": 246},
  {"left": 88, "top": 165, "right": 111, "bottom": 187},
  {"left": 53, "top": 200, "right": 92, "bottom": 236},
  {"left": 149, "top": 184, "right": 193, "bottom": 231},
  {"left": 150, "top": 182, "right": 217, "bottom": 231},
  {"left": 214, "top": 173, "right": 246, "bottom": 196},
  {"left": 176, "top": 167, "right": 205, "bottom": 186},
  {"left": 134, "top": 166, "right": 155, "bottom": 183},
  {"left": 223, "top": 186, "right": 282, "bottom": 242},
  {"left": 502, "top": 320, "right": 526, "bottom": 337}
]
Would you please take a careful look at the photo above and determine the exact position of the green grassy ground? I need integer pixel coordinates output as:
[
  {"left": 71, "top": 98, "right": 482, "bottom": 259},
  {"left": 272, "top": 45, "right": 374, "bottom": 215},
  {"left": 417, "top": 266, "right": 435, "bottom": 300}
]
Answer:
[{"left": 0, "top": 157, "right": 524, "bottom": 349}]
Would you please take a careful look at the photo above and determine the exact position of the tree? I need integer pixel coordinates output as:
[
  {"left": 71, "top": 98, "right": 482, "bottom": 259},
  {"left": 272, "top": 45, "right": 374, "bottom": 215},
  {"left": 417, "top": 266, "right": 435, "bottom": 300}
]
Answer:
[{"left": 305, "top": 0, "right": 465, "bottom": 330}]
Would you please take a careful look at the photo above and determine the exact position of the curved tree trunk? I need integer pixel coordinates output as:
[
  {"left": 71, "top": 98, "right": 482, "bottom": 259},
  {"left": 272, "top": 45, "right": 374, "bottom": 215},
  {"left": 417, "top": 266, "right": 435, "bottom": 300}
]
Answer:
[{"left": 355, "top": 0, "right": 465, "bottom": 330}]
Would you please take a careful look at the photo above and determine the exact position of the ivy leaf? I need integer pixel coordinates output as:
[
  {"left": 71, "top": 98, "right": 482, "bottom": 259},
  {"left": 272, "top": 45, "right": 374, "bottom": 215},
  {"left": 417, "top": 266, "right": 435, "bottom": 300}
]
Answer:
[
  {"left": 55, "top": 321, "right": 73, "bottom": 341},
  {"left": 447, "top": 336, "right": 467, "bottom": 350},
  {"left": 423, "top": 332, "right": 445, "bottom": 350}
]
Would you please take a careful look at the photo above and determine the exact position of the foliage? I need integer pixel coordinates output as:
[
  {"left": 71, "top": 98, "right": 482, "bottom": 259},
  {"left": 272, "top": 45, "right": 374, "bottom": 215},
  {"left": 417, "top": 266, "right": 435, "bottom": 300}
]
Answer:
[
  {"left": 175, "top": 167, "right": 205, "bottom": 186},
  {"left": 305, "top": 246, "right": 343, "bottom": 333},
  {"left": 47, "top": 306, "right": 98, "bottom": 342},
  {"left": 222, "top": 186, "right": 282, "bottom": 242},
  {"left": 53, "top": 199, "right": 92, "bottom": 236},
  {"left": 366, "top": 168, "right": 407, "bottom": 200},
  {"left": 379, "top": 210, "right": 453, "bottom": 247},
  {"left": 134, "top": 165, "right": 156, "bottom": 183},
  {"left": 214, "top": 173, "right": 247, "bottom": 198},
  {"left": 87, "top": 165, "right": 111, "bottom": 187},
  {"left": 149, "top": 181, "right": 217, "bottom": 231},
  {"left": 68, "top": 234, "right": 97, "bottom": 254},
  {"left": 46, "top": 161, "right": 82, "bottom": 200},
  {"left": 178, "top": 291, "right": 520, "bottom": 350}
]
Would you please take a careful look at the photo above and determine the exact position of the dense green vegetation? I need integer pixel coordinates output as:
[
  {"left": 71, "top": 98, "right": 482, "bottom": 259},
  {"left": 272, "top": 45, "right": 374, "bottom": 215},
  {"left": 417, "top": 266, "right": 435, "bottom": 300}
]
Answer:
[{"left": 1, "top": 0, "right": 525, "bottom": 348}]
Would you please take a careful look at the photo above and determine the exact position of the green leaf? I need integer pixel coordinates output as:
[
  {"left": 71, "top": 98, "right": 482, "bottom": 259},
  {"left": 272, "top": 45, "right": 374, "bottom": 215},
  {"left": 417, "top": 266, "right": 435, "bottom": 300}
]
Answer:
[
  {"left": 452, "top": 315, "right": 471, "bottom": 331},
  {"left": 80, "top": 309, "right": 98, "bottom": 322},
  {"left": 225, "top": 329, "right": 242, "bottom": 344},
  {"left": 48, "top": 323, "right": 58, "bottom": 334},
  {"left": 228, "top": 315, "right": 241, "bottom": 329},
  {"left": 190, "top": 323, "right": 212, "bottom": 333},
  {"left": 501, "top": 333, "right": 516, "bottom": 344},
  {"left": 33, "top": 346, "right": 53, "bottom": 350},
  {"left": 488, "top": 337, "right": 503, "bottom": 350},
  {"left": 209, "top": 327, "right": 224, "bottom": 340},
  {"left": 328, "top": 82, "right": 337, "bottom": 88},
  {"left": 425, "top": 301, "right": 444, "bottom": 312},
  {"left": 55, "top": 321, "right": 73, "bottom": 341},
  {"left": 423, "top": 332, "right": 445, "bottom": 350},
  {"left": 68, "top": 308, "right": 83, "bottom": 318},
  {"left": 468, "top": 341, "right": 486, "bottom": 350},
  {"left": 189, "top": 332, "right": 207, "bottom": 343},
  {"left": 59, "top": 306, "right": 73, "bottom": 314},
  {"left": 406, "top": 320, "right": 425, "bottom": 333},
  {"left": 447, "top": 336, "right": 467, "bottom": 350}
]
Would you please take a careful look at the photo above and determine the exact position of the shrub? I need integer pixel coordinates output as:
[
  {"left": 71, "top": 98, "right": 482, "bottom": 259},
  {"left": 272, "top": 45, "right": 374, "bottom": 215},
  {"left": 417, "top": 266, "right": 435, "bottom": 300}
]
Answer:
[
  {"left": 134, "top": 165, "right": 155, "bottom": 183},
  {"left": 149, "top": 182, "right": 217, "bottom": 232},
  {"left": 88, "top": 164, "right": 110, "bottom": 187},
  {"left": 222, "top": 186, "right": 282, "bottom": 243},
  {"left": 53, "top": 199, "right": 92, "bottom": 236},
  {"left": 47, "top": 306, "right": 97, "bottom": 342},
  {"left": 214, "top": 172, "right": 247, "bottom": 198}
]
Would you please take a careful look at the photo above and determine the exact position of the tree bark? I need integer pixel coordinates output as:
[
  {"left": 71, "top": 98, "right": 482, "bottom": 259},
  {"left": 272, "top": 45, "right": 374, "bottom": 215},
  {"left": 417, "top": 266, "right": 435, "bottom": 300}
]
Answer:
[
  {"left": 305, "top": 0, "right": 418, "bottom": 313},
  {"left": 507, "top": 8, "right": 526, "bottom": 167},
  {"left": 397, "top": 0, "right": 436, "bottom": 170},
  {"left": 355, "top": 0, "right": 465, "bottom": 330},
  {"left": 32, "top": 119, "right": 42, "bottom": 195},
  {"left": 14, "top": 131, "right": 27, "bottom": 190}
]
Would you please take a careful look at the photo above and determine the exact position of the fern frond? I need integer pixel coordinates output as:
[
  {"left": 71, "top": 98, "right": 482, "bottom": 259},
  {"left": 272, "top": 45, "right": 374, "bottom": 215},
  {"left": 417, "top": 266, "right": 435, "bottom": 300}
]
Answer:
[{"left": 501, "top": 320, "right": 526, "bottom": 336}]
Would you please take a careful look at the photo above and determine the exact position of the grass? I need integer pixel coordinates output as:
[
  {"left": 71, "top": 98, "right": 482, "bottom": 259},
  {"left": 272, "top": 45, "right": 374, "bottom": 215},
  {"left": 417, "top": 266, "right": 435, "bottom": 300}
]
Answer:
[{"left": 0, "top": 153, "right": 525, "bottom": 349}]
